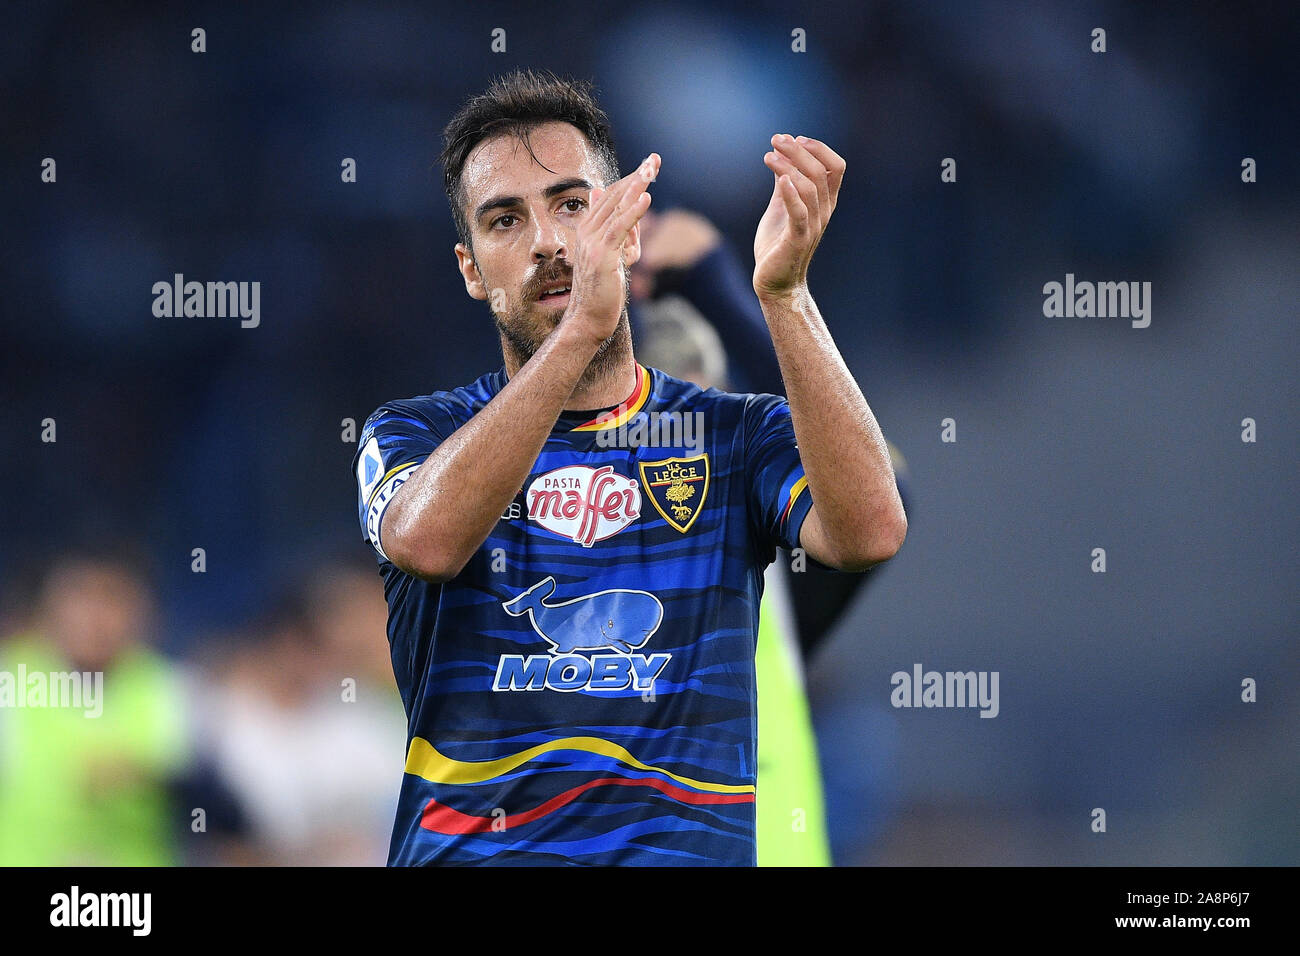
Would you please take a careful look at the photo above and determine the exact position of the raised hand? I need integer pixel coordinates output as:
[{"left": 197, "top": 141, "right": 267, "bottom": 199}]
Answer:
[
  {"left": 753, "top": 134, "right": 845, "bottom": 301},
  {"left": 564, "top": 152, "right": 661, "bottom": 345}
]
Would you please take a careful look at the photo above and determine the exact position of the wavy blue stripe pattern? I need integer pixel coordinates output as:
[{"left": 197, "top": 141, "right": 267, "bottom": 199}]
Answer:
[{"left": 354, "top": 365, "right": 814, "bottom": 866}]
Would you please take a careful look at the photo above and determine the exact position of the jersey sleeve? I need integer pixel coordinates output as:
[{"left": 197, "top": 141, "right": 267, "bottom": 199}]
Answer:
[
  {"left": 744, "top": 393, "right": 815, "bottom": 555},
  {"left": 352, "top": 401, "right": 453, "bottom": 561}
]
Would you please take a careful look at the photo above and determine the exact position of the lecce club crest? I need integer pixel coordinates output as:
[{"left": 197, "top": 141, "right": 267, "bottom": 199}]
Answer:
[{"left": 637, "top": 454, "right": 709, "bottom": 533}]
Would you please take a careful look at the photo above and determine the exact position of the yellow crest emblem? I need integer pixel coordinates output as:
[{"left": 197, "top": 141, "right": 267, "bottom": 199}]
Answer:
[{"left": 637, "top": 455, "right": 710, "bottom": 533}]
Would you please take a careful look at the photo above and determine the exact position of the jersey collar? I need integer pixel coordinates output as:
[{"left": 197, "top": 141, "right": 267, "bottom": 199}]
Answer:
[{"left": 561, "top": 362, "right": 652, "bottom": 432}]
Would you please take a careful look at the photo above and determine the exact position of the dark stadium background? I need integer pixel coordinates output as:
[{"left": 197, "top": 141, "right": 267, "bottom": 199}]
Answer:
[{"left": 1, "top": 0, "right": 1296, "bottom": 865}]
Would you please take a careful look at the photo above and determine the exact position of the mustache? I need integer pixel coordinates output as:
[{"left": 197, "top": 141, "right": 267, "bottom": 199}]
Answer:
[{"left": 524, "top": 264, "right": 573, "bottom": 301}]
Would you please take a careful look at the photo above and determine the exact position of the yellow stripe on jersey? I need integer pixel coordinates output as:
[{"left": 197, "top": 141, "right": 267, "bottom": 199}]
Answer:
[
  {"left": 405, "top": 734, "right": 754, "bottom": 795},
  {"left": 570, "top": 363, "right": 652, "bottom": 431},
  {"left": 780, "top": 474, "right": 809, "bottom": 524}
]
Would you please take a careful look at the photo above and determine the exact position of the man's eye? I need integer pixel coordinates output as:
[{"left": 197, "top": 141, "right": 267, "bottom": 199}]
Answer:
[
  {"left": 492, "top": 214, "right": 518, "bottom": 229},
  {"left": 562, "top": 198, "right": 586, "bottom": 212}
]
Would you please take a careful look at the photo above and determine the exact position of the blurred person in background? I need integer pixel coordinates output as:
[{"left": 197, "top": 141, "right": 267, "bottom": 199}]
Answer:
[
  {"left": 630, "top": 210, "right": 912, "bottom": 866},
  {"left": 634, "top": 291, "right": 831, "bottom": 866},
  {"left": 631, "top": 209, "right": 912, "bottom": 657},
  {"left": 0, "top": 549, "right": 191, "bottom": 866},
  {"left": 304, "top": 562, "right": 407, "bottom": 719},
  {"left": 190, "top": 570, "right": 403, "bottom": 865}
]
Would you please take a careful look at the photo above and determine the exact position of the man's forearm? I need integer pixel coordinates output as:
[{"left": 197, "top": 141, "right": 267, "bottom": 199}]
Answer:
[
  {"left": 759, "top": 285, "right": 906, "bottom": 560},
  {"left": 381, "top": 322, "right": 601, "bottom": 581}
]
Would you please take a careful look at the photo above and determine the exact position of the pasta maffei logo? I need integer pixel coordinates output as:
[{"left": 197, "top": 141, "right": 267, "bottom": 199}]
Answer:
[{"left": 526, "top": 464, "right": 642, "bottom": 546}]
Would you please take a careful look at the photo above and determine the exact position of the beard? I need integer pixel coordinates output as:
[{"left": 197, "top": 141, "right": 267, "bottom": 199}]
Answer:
[{"left": 493, "top": 262, "right": 633, "bottom": 393}]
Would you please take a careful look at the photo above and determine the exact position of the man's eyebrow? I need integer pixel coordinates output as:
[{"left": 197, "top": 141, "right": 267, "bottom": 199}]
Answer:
[{"left": 474, "top": 178, "right": 594, "bottom": 222}]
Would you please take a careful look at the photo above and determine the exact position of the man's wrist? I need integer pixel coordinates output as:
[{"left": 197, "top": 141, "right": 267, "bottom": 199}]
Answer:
[
  {"left": 755, "top": 283, "right": 812, "bottom": 315},
  {"left": 554, "top": 310, "right": 612, "bottom": 356}
]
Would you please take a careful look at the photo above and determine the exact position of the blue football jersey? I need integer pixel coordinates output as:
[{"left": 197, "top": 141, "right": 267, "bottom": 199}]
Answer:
[{"left": 352, "top": 362, "right": 816, "bottom": 865}]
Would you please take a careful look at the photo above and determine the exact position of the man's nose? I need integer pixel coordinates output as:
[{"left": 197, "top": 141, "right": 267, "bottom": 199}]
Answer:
[{"left": 531, "top": 212, "right": 569, "bottom": 263}]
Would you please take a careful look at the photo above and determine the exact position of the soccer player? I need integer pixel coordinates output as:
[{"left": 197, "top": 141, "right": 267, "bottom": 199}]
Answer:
[{"left": 353, "top": 69, "right": 907, "bottom": 865}]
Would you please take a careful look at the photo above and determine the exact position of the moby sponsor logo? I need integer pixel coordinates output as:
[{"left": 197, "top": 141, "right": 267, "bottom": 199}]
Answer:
[{"left": 494, "top": 576, "right": 670, "bottom": 693}]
